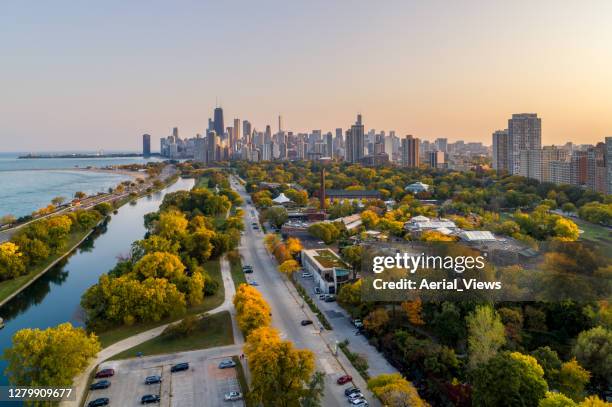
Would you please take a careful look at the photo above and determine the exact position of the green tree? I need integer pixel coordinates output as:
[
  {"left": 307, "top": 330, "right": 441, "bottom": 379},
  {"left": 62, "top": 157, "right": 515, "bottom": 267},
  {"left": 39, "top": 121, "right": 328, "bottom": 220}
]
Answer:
[
  {"left": 265, "top": 206, "right": 289, "bottom": 229},
  {"left": 3, "top": 323, "right": 100, "bottom": 387},
  {"left": 572, "top": 327, "right": 612, "bottom": 386},
  {"left": 539, "top": 392, "right": 577, "bottom": 407},
  {"left": 557, "top": 358, "right": 590, "bottom": 402},
  {"left": 467, "top": 305, "right": 506, "bottom": 369},
  {"left": 472, "top": 352, "right": 548, "bottom": 407}
]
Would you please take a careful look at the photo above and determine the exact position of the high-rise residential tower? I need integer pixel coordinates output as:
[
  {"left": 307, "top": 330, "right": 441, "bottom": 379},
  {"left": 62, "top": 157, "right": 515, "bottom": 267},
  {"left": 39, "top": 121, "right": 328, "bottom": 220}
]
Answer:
[
  {"left": 401, "top": 135, "right": 420, "bottom": 167},
  {"left": 233, "top": 119, "right": 241, "bottom": 143},
  {"left": 508, "top": 113, "right": 542, "bottom": 174},
  {"left": 142, "top": 134, "right": 151, "bottom": 157},
  {"left": 346, "top": 114, "right": 364, "bottom": 163},
  {"left": 492, "top": 129, "right": 510, "bottom": 172}
]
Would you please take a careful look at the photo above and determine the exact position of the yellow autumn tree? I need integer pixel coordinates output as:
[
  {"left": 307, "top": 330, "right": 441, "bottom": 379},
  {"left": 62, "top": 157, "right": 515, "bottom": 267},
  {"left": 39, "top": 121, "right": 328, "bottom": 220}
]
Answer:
[
  {"left": 233, "top": 284, "right": 271, "bottom": 335},
  {"left": 401, "top": 298, "right": 425, "bottom": 326},
  {"left": 367, "top": 373, "right": 427, "bottom": 407},
  {"left": 245, "top": 326, "right": 316, "bottom": 407}
]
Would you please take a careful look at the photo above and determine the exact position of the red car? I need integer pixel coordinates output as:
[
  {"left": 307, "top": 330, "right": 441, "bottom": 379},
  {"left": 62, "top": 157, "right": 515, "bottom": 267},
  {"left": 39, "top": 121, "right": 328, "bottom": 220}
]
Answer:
[
  {"left": 95, "top": 368, "right": 115, "bottom": 378},
  {"left": 337, "top": 375, "right": 352, "bottom": 385}
]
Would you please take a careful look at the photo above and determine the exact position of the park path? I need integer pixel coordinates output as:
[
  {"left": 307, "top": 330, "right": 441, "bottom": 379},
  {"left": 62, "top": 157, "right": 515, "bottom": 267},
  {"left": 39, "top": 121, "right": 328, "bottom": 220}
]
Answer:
[{"left": 62, "top": 254, "right": 239, "bottom": 407}]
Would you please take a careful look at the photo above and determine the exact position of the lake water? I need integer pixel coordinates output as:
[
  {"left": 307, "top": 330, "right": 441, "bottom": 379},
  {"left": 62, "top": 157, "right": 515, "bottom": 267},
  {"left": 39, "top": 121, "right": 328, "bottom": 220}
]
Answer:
[
  {"left": 0, "top": 153, "right": 162, "bottom": 218},
  {"left": 0, "top": 177, "right": 194, "bottom": 389}
]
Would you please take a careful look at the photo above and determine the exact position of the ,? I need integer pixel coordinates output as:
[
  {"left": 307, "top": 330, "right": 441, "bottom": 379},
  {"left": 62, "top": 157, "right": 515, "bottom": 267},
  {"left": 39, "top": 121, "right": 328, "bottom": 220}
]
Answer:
[
  {"left": 170, "top": 362, "right": 189, "bottom": 373},
  {"left": 88, "top": 398, "right": 109, "bottom": 407},
  {"left": 337, "top": 374, "right": 352, "bottom": 385},
  {"left": 94, "top": 368, "right": 115, "bottom": 378},
  {"left": 218, "top": 359, "right": 236, "bottom": 369},
  {"left": 89, "top": 380, "right": 111, "bottom": 390}
]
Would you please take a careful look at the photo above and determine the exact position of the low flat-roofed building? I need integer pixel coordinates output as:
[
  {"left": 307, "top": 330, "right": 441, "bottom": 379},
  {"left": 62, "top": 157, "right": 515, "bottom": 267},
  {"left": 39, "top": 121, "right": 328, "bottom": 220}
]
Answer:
[
  {"left": 301, "top": 248, "right": 351, "bottom": 294},
  {"left": 325, "top": 189, "right": 382, "bottom": 203},
  {"left": 459, "top": 230, "right": 497, "bottom": 242},
  {"left": 404, "top": 216, "right": 458, "bottom": 236},
  {"left": 405, "top": 182, "right": 430, "bottom": 194}
]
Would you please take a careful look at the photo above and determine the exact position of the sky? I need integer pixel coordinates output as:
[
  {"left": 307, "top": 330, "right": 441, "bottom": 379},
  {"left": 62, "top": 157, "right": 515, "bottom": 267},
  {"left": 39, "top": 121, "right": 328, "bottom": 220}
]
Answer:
[{"left": 1, "top": 0, "right": 612, "bottom": 151}]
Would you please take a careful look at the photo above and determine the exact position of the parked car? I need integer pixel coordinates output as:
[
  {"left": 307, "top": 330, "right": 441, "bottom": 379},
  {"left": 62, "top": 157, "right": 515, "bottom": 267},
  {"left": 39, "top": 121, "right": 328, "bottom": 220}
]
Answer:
[
  {"left": 141, "top": 394, "right": 160, "bottom": 404},
  {"left": 324, "top": 295, "right": 336, "bottom": 302},
  {"left": 89, "top": 380, "right": 111, "bottom": 390},
  {"left": 314, "top": 287, "right": 322, "bottom": 295},
  {"left": 352, "top": 319, "right": 363, "bottom": 329},
  {"left": 249, "top": 280, "right": 259, "bottom": 286},
  {"left": 344, "top": 387, "right": 361, "bottom": 397},
  {"left": 170, "top": 362, "right": 189, "bottom": 373},
  {"left": 301, "top": 320, "right": 313, "bottom": 326},
  {"left": 88, "top": 398, "right": 110, "bottom": 407},
  {"left": 94, "top": 369, "right": 115, "bottom": 378},
  {"left": 224, "top": 391, "right": 243, "bottom": 401},
  {"left": 301, "top": 272, "right": 312, "bottom": 278},
  {"left": 319, "top": 294, "right": 326, "bottom": 300},
  {"left": 349, "top": 399, "right": 368, "bottom": 407},
  {"left": 145, "top": 375, "right": 162, "bottom": 385},
  {"left": 348, "top": 392, "right": 364, "bottom": 401},
  {"left": 337, "top": 374, "right": 352, "bottom": 385},
  {"left": 219, "top": 359, "right": 236, "bottom": 369}
]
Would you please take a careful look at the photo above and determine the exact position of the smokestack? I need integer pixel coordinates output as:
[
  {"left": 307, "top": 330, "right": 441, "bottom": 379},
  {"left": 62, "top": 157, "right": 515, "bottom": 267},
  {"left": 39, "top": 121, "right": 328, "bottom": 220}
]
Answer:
[{"left": 320, "top": 168, "right": 326, "bottom": 210}]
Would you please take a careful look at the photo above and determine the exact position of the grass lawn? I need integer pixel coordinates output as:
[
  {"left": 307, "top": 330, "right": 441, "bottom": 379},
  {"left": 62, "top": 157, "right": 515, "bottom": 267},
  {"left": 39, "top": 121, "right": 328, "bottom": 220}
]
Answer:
[
  {"left": 0, "top": 228, "right": 91, "bottom": 304},
  {"left": 194, "top": 176, "right": 210, "bottom": 190},
  {"left": 574, "top": 217, "right": 612, "bottom": 253},
  {"left": 97, "top": 257, "right": 224, "bottom": 347},
  {"left": 108, "top": 311, "right": 234, "bottom": 360},
  {"left": 228, "top": 251, "right": 247, "bottom": 288}
]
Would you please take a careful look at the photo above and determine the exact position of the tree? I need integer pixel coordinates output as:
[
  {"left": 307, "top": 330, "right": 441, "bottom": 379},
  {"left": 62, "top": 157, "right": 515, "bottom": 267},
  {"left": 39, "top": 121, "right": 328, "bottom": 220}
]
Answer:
[
  {"left": 233, "top": 284, "right": 271, "bottom": 335},
  {"left": 301, "top": 371, "right": 325, "bottom": 407},
  {"left": 4, "top": 323, "right": 100, "bottom": 387},
  {"left": 401, "top": 299, "right": 425, "bottom": 326},
  {"left": 531, "top": 346, "right": 562, "bottom": 386},
  {"left": 472, "top": 352, "right": 547, "bottom": 407},
  {"left": 265, "top": 206, "right": 289, "bottom": 229},
  {"left": 557, "top": 358, "right": 590, "bottom": 402},
  {"left": 364, "top": 308, "right": 390, "bottom": 335},
  {"left": 360, "top": 209, "right": 380, "bottom": 229},
  {"left": 466, "top": 305, "right": 506, "bottom": 369},
  {"left": 572, "top": 327, "right": 612, "bottom": 386},
  {"left": 132, "top": 252, "right": 185, "bottom": 282},
  {"left": 278, "top": 259, "right": 300, "bottom": 279},
  {"left": 183, "top": 227, "right": 214, "bottom": 262},
  {"left": 561, "top": 203, "right": 577, "bottom": 214},
  {"left": 0, "top": 242, "right": 26, "bottom": 280},
  {"left": 245, "top": 326, "right": 316, "bottom": 407},
  {"left": 132, "top": 235, "right": 180, "bottom": 260},
  {"left": 156, "top": 210, "right": 188, "bottom": 241},
  {"left": 51, "top": 196, "right": 66, "bottom": 206},
  {"left": 0, "top": 214, "right": 16, "bottom": 226},
  {"left": 93, "top": 202, "right": 114, "bottom": 216},
  {"left": 539, "top": 392, "right": 577, "bottom": 407},
  {"left": 285, "top": 237, "right": 303, "bottom": 257},
  {"left": 367, "top": 373, "right": 426, "bottom": 407},
  {"left": 553, "top": 218, "right": 580, "bottom": 241},
  {"left": 74, "top": 191, "right": 86, "bottom": 199},
  {"left": 337, "top": 279, "right": 363, "bottom": 314}
]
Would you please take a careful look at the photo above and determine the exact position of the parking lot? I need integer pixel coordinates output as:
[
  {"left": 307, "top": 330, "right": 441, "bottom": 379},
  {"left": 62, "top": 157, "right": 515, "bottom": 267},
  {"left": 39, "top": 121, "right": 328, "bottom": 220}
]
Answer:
[{"left": 84, "top": 346, "right": 244, "bottom": 407}]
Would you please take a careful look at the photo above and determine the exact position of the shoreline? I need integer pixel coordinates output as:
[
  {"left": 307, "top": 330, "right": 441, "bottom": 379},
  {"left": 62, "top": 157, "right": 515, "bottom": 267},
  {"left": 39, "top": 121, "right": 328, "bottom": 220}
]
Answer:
[
  {"left": 0, "top": 167, "right": 146, "bottom": 179},
  {"left": 0, "top": 173, "right": 180, "bottom": 306}
]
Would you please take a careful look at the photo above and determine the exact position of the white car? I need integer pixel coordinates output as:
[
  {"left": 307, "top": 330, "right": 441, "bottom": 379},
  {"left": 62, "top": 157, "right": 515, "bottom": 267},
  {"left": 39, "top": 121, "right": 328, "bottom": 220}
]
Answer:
[
  {"left": 347, "top": 392, "right": 364, "bottom": 401},
  {"left": 224, "top": 391, "right": 242, "bottom": 401},
  {"left": 301, "top": 272, "right": 312, "bottom": 278},
  {"left": 348, "top": 398, "right": 368, "bottom": 406}
]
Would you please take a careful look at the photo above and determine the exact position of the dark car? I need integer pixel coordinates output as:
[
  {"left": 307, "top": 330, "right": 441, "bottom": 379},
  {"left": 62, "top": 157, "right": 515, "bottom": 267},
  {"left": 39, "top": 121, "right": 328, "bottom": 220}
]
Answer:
[
  {"left": 337, "top": 374, "right": 353, "bottom": 385},
  {"left": 170, "top": 362, "right": 189, "bottom": 373},
  {"left": 94, "top": 368, "right": 115, "bottom": 378},
  {"left": 324, "top": 295, "right": 336, "bottom": 302},
  {"left": 89, "top": 380, "right": 111, "bottom": 390},
  {"left": 301, "top": 320, "right": 313, "bottom": 326},
  {"left": 218, "top": 359, "right": 236, "bottom": 369},
  {"left": 345, "top": 387, "right": 361, "bottom": 397},
  {"left": 145, "top": 375, "right": 162, "bottom": 385},
  {"left": 88, "top": 398, "right": 109, "bottom": 407},
  {"left": 141, "top": 394, "right": 160, "bottom": 404}
]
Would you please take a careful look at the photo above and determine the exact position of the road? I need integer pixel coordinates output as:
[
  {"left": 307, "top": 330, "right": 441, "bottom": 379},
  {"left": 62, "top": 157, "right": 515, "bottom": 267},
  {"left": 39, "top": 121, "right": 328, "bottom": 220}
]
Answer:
[{"left": 231, "top": 176, "right": 379, "bottom": 407}]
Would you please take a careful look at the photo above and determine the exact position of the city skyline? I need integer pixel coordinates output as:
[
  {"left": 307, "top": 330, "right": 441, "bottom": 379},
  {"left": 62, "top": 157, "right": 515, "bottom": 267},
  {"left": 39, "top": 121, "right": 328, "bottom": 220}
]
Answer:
[{"left": 3, "top": 1, "right": 612, "bottom": 151}]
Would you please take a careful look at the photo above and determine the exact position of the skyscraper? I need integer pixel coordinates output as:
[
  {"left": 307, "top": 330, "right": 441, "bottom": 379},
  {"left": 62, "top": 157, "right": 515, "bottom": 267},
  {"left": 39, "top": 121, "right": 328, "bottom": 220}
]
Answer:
[
  {"left": 243, "top": 120, "right": 251, "bottom": 143},
  {"left": 606, "top": 137, "right": 612, "bottom": 194},
  {"left": 346, "top": 114, "right": 364, "bottom": 163},
  {"left": 233, "top": 119, "right": 241, "bottom": 143},
  {"left": 142, "top": 134, "right": 151, "bottom": 158},
  {"left": 278, "top": 115, "right": 283, "bottom": 134},
  {"left": 401, "top": 135, "right": 420, "bottom": 168},
  {"left": 325, "top": 132, "right": 333, "bottom": 158},
  {"left": 213, "top": 107, "right": 224, "bottom": 138},
  {"left": 508, "top": 113, "right": 542, "bottom": 174},
  {"left": 492, "top": 129, "right": 510, "bottom": 172}
]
